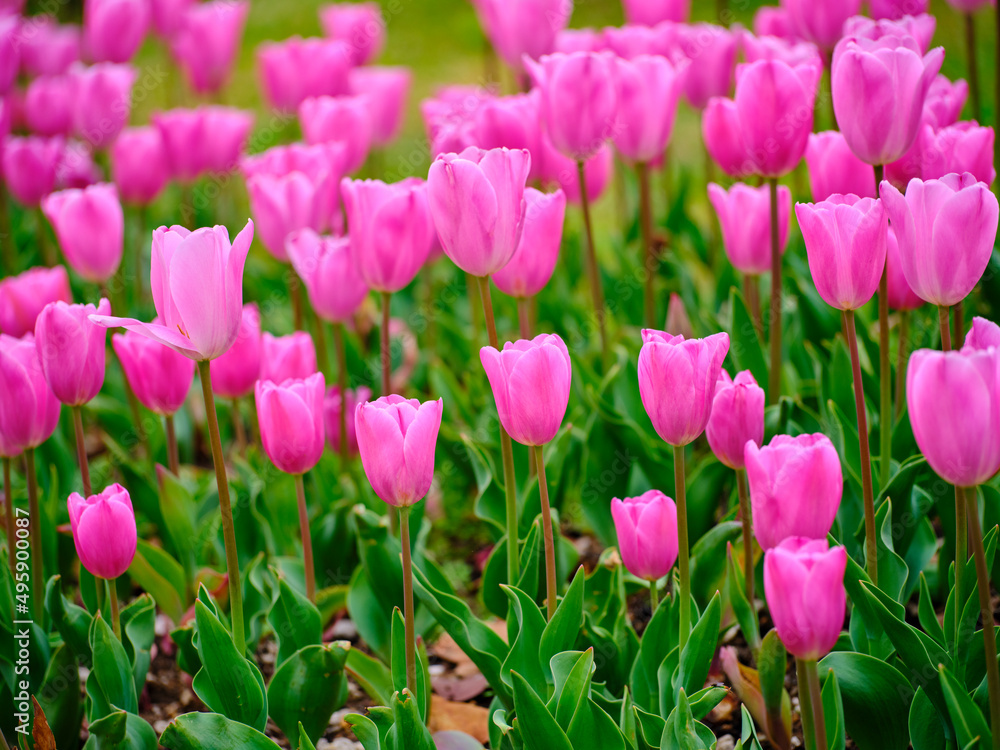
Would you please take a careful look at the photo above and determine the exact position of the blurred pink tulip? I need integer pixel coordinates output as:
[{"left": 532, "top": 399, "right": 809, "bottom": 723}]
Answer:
[
  {"left": 324, "top": 384, "right": 370, "bottom": 456},
  {"left": 0, "top": 333, "right": 61, "bottom": 451},
  {"left": 355, "top": 395, "right": 443, "bottom": 507},
  {"left": 493, "top": 188, "right": 565, "bottom": 299},
  {"left": 922, "top": 75, "right": 969, "bottom": 130},
  {"left": 753, "top": 7, "right": 799, "bottom": 42},
  {"left": 782, "top": 0, "right": 861, "bottom": 50},
  {"left": 706, "top": 370, "right": 766, "bottom": 470},
  {"left": 612, "top": 54, "right": 686, "bottom": 163},
  {"left": 24, "top": 75, "right": 76, "bottom": 136},
  {"left": 472, "top": 92, "right": 544, "bottom": 181},
  {"left": 150, "top": 0, "right": 193, "bottom": 35},
  {"left": 286, "top": 229, "right": 368, "bottom": 323},
  {"left": 260, "top": 331, "right": 317, "bottom": 384},
  {"left": 299, "top": 95, "right": 373, "bottom": 174},
  {"left": 554, "top": 27, "right": 605, "bottom": 54},
  {"left": 965, "top": 316, "right": 1000, "bottom": 350},
  {"left": 945, "top": 0, "right": 995, "bottom": 9},
  {"left": 600, "top": 23, "right": 675, "bottom": 59},
  {"left": 621, "top": 0, "right": 689, "bottom": 25},
  {"left": 67, "top": 483, "right": 137, "bottom": 579},
  {"left": 544, "top": 140, "right": 614, "bottom": 205},
  {"left": 256, "top": 372, "right": 326, "bottom": 475},
  {"left": 113, "top": 329, "right": 195, "bottom": 415},
  {"left": 745, "top": 433, "right": 843, "bottom": 550},
  {"left": 0, "top": 14, "right": 18, "bottom": 95},
  {"left": 169, "top": 0, "right": 248, "bottom": 94},
  {"left": 675, "top": 23, "right": 738, "bottom": 110},
  {"left": 638, "top": 330, "right": 730, "bottom": 447},
  {"left": 70, "top": 62, "right": 136, "bottom": 149},
  {"left": 84, "top": 0, "right": 150, "bottom": 63},
  {"left": 18, "top": 16, "right": 82, "bottom": 77},
  {"left": 471, "top": 0, "right": 571, "bottom": 72},
  {"left": 665, "top": 292, "right": 693, "bottom": 339},
  {"left": 349, "top": 66, "right": 412, "bottom": 147},
  {"left": 42, "top": 183, "right": 124, "bottom": 283},
  {"left": 805, "top": 131, "right": 876, "bottom": 201},
  {"left": 919, "top": 122, "right": 996, "bottom": 185},
  {"left": 257, "top": 36, "right": 351, "bottom": 112},
  {"left": 245, "top": 172, "right": 323, "bottom": 262},
  {"left": 319, "top": 2, "right": 385, "bottom": 65},
  {"left": 0, "top": 266, "right": 72, "bottom": 338},
  {"left": 870, "top": 0, "right": 931, "bottom": 19},
  {"left": 154, "top": 106, "right": 253, "bottom": 181},
  {"left": 708, "top": 182, "right": 791, "bottom": 276},
  {"left": 842, "top": 14, "right": 937, "bottom": 54},
  {"left": 2, "top": 135, "right": 64, "bottom": 206},
  {"left": 740, "top": 33, "right": 823, "bottom": 67},
  {"left": 210, "top": 303, "right": 261, "bottom": 399},
  {"left": 34, "top": 298, "right": 111, "bottom": 406},
  {"left": 886, "top": 227, "right": 924, "bottom": 311},
  {"left": 200, "top": 107, "right": 254, "bottom": 174},
  {"left": 111, "top": 126, "right": 170, "bottom": 204},
  {"left": 611, "top": 490, "right": 678, "bottom": 581},
  {"left": 702, "top": 98, "right": 748, "bottom": 177}
]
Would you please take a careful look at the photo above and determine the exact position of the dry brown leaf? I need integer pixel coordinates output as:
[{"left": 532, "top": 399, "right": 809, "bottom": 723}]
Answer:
[
  {"left": 427, "top": 695, "right": 490, "bottom": 744},
  {"left": 32, "top": 697, "right": 56, "bottom": 750}
]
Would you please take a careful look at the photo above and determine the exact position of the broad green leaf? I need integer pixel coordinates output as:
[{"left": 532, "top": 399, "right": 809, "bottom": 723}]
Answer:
[
  {"left": 346, "top": 647, "right": 393, "bottom": 706},
  {"left": 46, "top": 575, "right": 92, "bottom": 665},
  {"left": 156, "top": 465, "right": 198, "bottom": 585},
  {"left": 481, "top": 521, "right": 543, "bottom": 619},
  {"left": 127, "top": 539, "right": 185, "bottom": 622},
  {"left": 551, "top": 650, "right": 594, "bottom": 728},
  {"left": 386, "top": 689, "right": 436, "bottom": 750},
  {"left": 910, "top": 687, "right": 948, "bottom": 750},
  {"left": 36, "top": 644, "right": 81, "bottom": 749},
  {"left": 511, "top": 672, "right": 573, "bottom": 750},
  {"left": 918, "top": 573, "right": 947, "bottom": 648},
  {"left": 121, "top": 593, "right": 157, "bottom": 695},
  {"left": 88, "top": 613, "right": 138, "bottom": 718},
  {"left": 159, "top": 711, "right": 282, "bottom": 749},
  {"left": 348, "top": 566, "right": 392, "bottom": 661},
  {"left": 267, "top": 577, "right": 322, "bottom": 666},
  {"left": 820, "top": 668, "right": 846, "bottom": 750},
  {"left": 633, "top": 706, "right": 665, "bottom": 750},
  {"left": 675, "top": 592, "right": 722, "bottom": 705},
  {"left": 728, "top": 287, "right": 768, "bottom": 394},
  {"left": 725, "top": 544, "right": 760, "bottom": 651},
  {"left": 501, "top": 584, "right": 548, "bottom": 691},
  {"left": 87, "top": 709, "right": 159, "bottom": 750},
  {"left": 539, "top": 568, "right": 584, "bottom": 684},
  {"left": 267, "top": 642, "right": 350, "bottom": 747},
  {"left": 297, "top": 723, "right": 318, "bottom": 750},
  {"left": 941, "top": 664, "right": 993, "bottom": 750},
  {"left": 346, "top": 712, "right": 385, "bottom": 750}
]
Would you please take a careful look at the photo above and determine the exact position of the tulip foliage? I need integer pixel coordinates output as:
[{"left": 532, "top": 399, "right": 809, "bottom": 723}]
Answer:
[{"left": 2, "top": 1, "right": 1000, "bottom": 750}]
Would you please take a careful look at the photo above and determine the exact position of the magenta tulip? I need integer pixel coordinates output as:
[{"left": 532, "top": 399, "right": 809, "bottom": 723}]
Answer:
[
  {"left": 0, "top": 333, "right": 61, "bottom": 451},
  {"left": 840, "top": 15, "right": 938, "bottom": 55},
  {"left": 621, "top": 0, "right": 689, "bottom": 25},
  {"left": 753, "top": 6, "right": 798, "bottom": 41},
  {"left": 299, "top": 95, "right": 373, "bottom": 174},
  {"left": 70, "top": 63, "right": 136, "bottom": 149},
  {"left": 55, "top": 140, "right": 103, "bottom": 191},
  {"left": 0, "top": 267, "right": 72, "bottom": 338},
  {"left": 256, "top": 372, "right": 325, "bottom": 475},
  {"left": 871, "top": 0, "right": 931, "bottom": 19},
  {"left": 782, "top": 0, "right": 861, "bottom": 50},
  {"left": 150, "top": 0, "right": 192, "bottom": 35},
  {"left": 42, "top": 183, "right": 124, "bottom": 284},
  {"left": 805, "top": 131, "right": 876, "bottom": 201},
  {"left": 154, "top": 106, "right": 253, "bottom": 181},
  {"left": 886, "top": 227, "right": 924, "bottom": 311},
  {"left": 472, "top": 92, "right": 544, "bottom": 181},
  {"left": 84, "top": 0, "right": 149, "bottom": 63},
  {"left": 67, "top": 483, "right": 137, "bottom": 579},
  {"left": 708, "top": 182, "right": 791, "bottom": 276},
  {"left": 763, "top": 537, "right": 847, "bottom": 661},
  {"left": 18, "top": 16, "right": 82, "bottom": 77},
  {"left": 355, "top": 395, "right": 443, "bottom": 507},
  {"left": 702, "top": 98, "right": 749, "bottom": 177},
  {"left": 674, "top": 23, "right": 738, "bottom": 110},
  {"left": 611, "top": 490, "right": 679, "bottom": 581},
  {"left": 324, "top": 384, "right": 370, "bottom": 456},
  {"left": 907, "top": 347, "right": 1000, "bottom": 487},
  {"left": 470, "top": 0, "right": 570, "bottom": 72},
  {"left": 341, "top": 177, "right": 435, "bottom": 293},
  {"left": 638, "top": 330, "right": 730, "bottom": 447},
  {"left": 427, "top": 147, "right": 530, "bottom": 278},
  {"left": 34, "top": 298, "right": 111, "bottom": 406},
  {"left": 257, "top": 36, "right": 351, "bottom": 113},
  {"left": 286, "top": 229, "right": 368, "bottom": 323},
  {"left": 919, "top": 122, "right": 996, "bottom": 185},
  {"left": 0, "top": 13, "right": 17, "bottom": 95},
  {"left": 260, "top": 332, "right": 317, "bottom": 385},
  {"left": 2, "top": 135, "right": 63, "bottom": 206},
  {"left": 200, "top": 107, "right": 255, "bottom": 174},
  {"left": 169, "top": 0, "right": 248, "bottom": 94},
  {"left": 493, "top": 188, "right": 565, "bottom": 299},
  {"left": 555, "top": 27, "right": 606, "bottom": 54},
  {"left": 796, "top": 195, "right": 888, "bottom": 311},
  {"left": 24, "top": 74, "right": 76, "bottom": 137},
  {"left": 612, "top": 54, "right": 686, "bottom": 164},
  {"left": 600, "top": 23, "right": 674, "bottom": 60},
  {"left": 349, "top": 66, "right": 412, "bottom": 147},
  {"left": 245, "top": 172, "right": 323, "bottom": 263},
  {"left": 966, "top": 317, "right": 1000, "bottom": 350},
  {"left": 740, "top": 33, "right": 823, "bottom": 67},
  {"left": 480, "top": 333, "right": 571, "bottom": 447},
  {"left": 706, "top": 370, "right": 765, "bottom": 470},
  {"left": 318, "top": 2, "right": 385, "bottom": 65},
  {"left": 110, "top": 126, "right": 169, "bottom": 205},
  {"left": 922, "top": 75, "right": 969, "bottom": 130},
  {"left": 745, "top": 433, "right": 843, "bottom": 551},
  {"left": 945, "top": 0, "right": 994, "bottom": 9},
  {"left": 880, "top": 173, "right": 999, "bottom": 307},
  {"left": 113, "top": 329, "right": 195, "bottom": 415},
  {"left": 210, "top": 303, "right": 261, "bottom": 399}
]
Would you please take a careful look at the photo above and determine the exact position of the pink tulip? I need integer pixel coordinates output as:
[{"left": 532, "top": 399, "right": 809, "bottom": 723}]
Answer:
[
  {"left": 318, "top": 2, "right": 385, "bottom": 66},
  {"left": 470, "top": 0, "right": 571, "bottom": 72},
  {"left": 886, "top": 227, "right": 924, "bottom": 311},
  {"left": 349, "top": 66, "right": 412, "bottom": 147},
  {"left": 638, "top": 330, "right": 730, "bottom": 447},
  {"left": 665, "top": 292, "right": 694, "bottom": 339},
  {"left": 200, "top": 107, "right": 254, "bottom": 174},
  {"left": 150, "top": 0, "right": 193, "bottom": 36},
  {"left": 91, "top": 221, "right": 254, "bottom": 361},
  {"left": 260, "top": 331, "right": 317, "bottom": 385},
  {"left": 2, "top": 135, "right": 64, "bottom": 206},
  {"left": 84, "top": 0, "right": 150, "bottom": 63},
  {"left": 805, "top": 131, "right": 876, "bottom": 201},
  {"left": 610, "top": 490, "right": 678, "bottom": 581},
  {"left": 674, "top": 23, "right": 738, "bottom": 110},
  {"left": 492, "top": 188, "right": 565, "bottom": 299},
  {"left": 707, "top": 182, "right": 791, "bottom": 276},
  {"left": 427, "top": 147, "right": 530, "bottom": 277},
  {"left": 740, "top": 33, "right": 823, "bottom": 67},
  {"left": 0, "top": 267, "right": 72, "bottom": 338},
  {"left": 256, "top": 372, "right": 325, "bottom": 475},
  {"left": 544, "top": 140, "right": 614, "bottom": 205},
  {"left": 601, "top": 23, "right": 676, "bottom": 59},
  {"left": 472, "top": 92, "right": 544, "bottom": 181},
  {"left": 763, "top": 537, "right": 847, "bottom": 661},
  {"left": 286, "top": 229, "right": 368, "bottom": 323},
  {"left": 945, "top": 0, "right": 995, "bottom": 9},
  {"left": 257, "top": 36, "right": 351, "bottom": 112},
  {"left": 841, "top": 14, "right": 937, "bottom": 55},
  {"left": 153, "top": 106, "right": 253, "bottom": 181},
  {"left": 621, "top": 0, "right": 689, "bottom": 25},
  {"left": 525, "top": 51, "right": 618, "bottom": 161},
  {"left": 299, "top": 95, "right": 373, "bottom": 174},
  {"left": 70, "top": 62, "right": 136, "bottom": 149},
  {"left": 0, "top": 14, "right": 18, "bottom": 95},
  {"left": 34, "top": 298, "right": 111, "bottom": 406},
  {"left": 753, "top": 7, "right": 799, "bottom": 42},
  {"left": 554, "top": 27, "right": 606, "bottom": 54},
  {"left": 782, "top": 0, "right": 862, "bottom": 50},
  {"left": 67, "top": 483, "right": 136, "bottom": 579},
  {"left": 907, "top": 347, "right": 1000, "bottom": 487},
  {"left": 922, "top": 75, "right": 968, "bottom": 130},
  {"left": 870, "top": 0, "right": 931, "bottom": 19},
  {"left": 110, "top": 126, "right": 169, "bottom": 205},
  {"left": 702, "top": 98, "right": 748, "bottom": 177},
  {"left": 24, "top": 75, "right": 76, "bottom": 136},
  {"left": 17, "top": 16, "right": 82, "bottom": 77},
  {"left": 796, "top": 195, "right": 888, "bottom": 311},
  {"left": 210, "top": 303, "right": 261, "bottom": 399},
  {"left": 612, "top": 54, "right": 686, "bottom": 164},
  {"left": 480, "top": 334, "right": 571, "bottom": 446},
  {"left": 832, "top": 35, "right": 944, "bottom": 165},
  {"left": 245, "top": 172, "right": 323, "bottom": 262},
  {"left": 169, "top": 0, "right": 248, "bottom": 94},
  {"left": 745, "top": 433, "right": 843, "bottom": 551},
  {"left": 0, "top": 333, "right": 61, "bottom": 451},
  {"left": 324, "top": 384, "right": 370, "bottom": 456},
  {"left": 356, "top": 395, "right": 443, "bottom": 507},
  {"left": 880, "top": 174, "right": 999, "bottom": 307},
  {"left": 919, "top": 122, "right": 996, "bottom": 185},
  {"left": 421, "top": 84, "right": 493, "bottom": 156},
  {"left": 966, "top": 317, "right": 1000, "bottom": 350},
  {"left": 706, "top": 370, "right": 765, "bottom": 470},
  {"left": 56, "top": 140, "right": 103, "bottom": 190},
  {"left": 113, "top": 329, "right": 195, "bottom": 415},
  {"left": 341, "top": 177, "right": 435, "bottom": 292},
  {"left": 42, "top": 183, "right": 124, "bottom": 283}
]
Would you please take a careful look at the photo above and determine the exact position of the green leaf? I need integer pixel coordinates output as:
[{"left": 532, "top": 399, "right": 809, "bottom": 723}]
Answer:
[
  {"left": 346, "top": 713, "right": 386, "bottom": 750},
  {"left": 633, "top": 706, "right": 665, "bottom": 750},
  {"left": 688, "top": 686, "right": 730, "bottom": 721},
  {"left": 664, "top": 689, "right": 714, "bottom": 750},
  {"left": 539, "top": 568, "right": 585, "bottom": 683},
  {"left": 127, "top": 539, "right": 186, "bottom": 622},
  {"left": 511, "top": 672, "right": 573, "bottom": 750},
  {"left": 728, "top": 287, "right": 768, "bottom": 394},
  {"left": 909, "top": 687, "right": 948, "bottom": 750},
  {"left": 87, "top": 709, "right": 159, "bottom": 750},
  {"left": 820, "top": 668, "right": 846, "bottom": 750},
  {"left": 121, "top": 593, "right": 157, "bottom": 695},
  {"left": 267, "top": 577, "right": 322, "bottom": 666},
  {"left": 45, "top": 575, "right": 92, "bottom": 665},
  {"left": 386, "top": 689, "right": 437, "bottom": 750},
  {"left": 267, "top": 642, "right": 350, "bottom": 747},
  {"left": 918, "top": 573, "right": 947, "bottom": 648},
  {"left": 157, "top": 465, "right": 198, "bottom": 585},
  {"left": 675, "top": 592, "right": 722, "bottom": 705},
  {"left": 159, "top": 712, "right": 282, "bottom": 749},
  {"left": 88, "top": 613, "right": 138, "bottom": 717},
  {"left": 940, "top": 664, "right": 993, "bottom": 750},
  {"left": 297, "top": 723, "right": 318, "bottom": 750},
  {"left": 630, "top": 584, "right": 679, "bottom": 712},
  {"left": 36, "top": 643, "right": 82, "bottom": 749},
  {"left": 348, "top": 566, "right": 392, "bottom": 662},
  {"left": 758, "top": 630, "right": 787, "bottom": 719},
  {"left": 873, "top": 499, "right": 910, "bottom": 603},
  {"left": 346, "top": 647, "right": 393, "bottom": 706},
  {"left": 725, "top": 544, "right": 760, "bottom": 651},
  {"left": 501, "top": 584, "right": 548, "bottom": 692},
  {"left": 482, "top": 521, "right": 543, "bottom": 619}
]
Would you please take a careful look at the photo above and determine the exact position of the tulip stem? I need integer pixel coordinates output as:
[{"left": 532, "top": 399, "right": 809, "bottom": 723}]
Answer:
[
  {"left": 107, "top": 578, "right": 121, "bottom": 641},
  {"left": 938, "top": 305, "right": 952, "bottom": 351},
  {"left": 804, "top": 660, "right": 828, "bottom": 750},
  {"left": 314, "top": 314, "right": 331, "bottom": 381},
  {"left": 953, "top": 299, "right": 965, "bottom": 345},
  {"left": 398, "top": 505, "right": 417, "bottom": 696},
  {"left": 466, "top": 272, "right": 482, "bottom": 348},
  {"left": 380, "top": 291, "right": 392, "bottom": 396},
  {"left": 35, "top": 208, "right": 57, "bottom": 267},
  {"left": 517, "top": 298, "right": 531, "bottom": 340},
  {"left": 744, "top": 274, "right": 762, "bottom": 336},
  {"left": 164, "top": 414, "right": 180, "bottom": 475},
  {"left": 768, "top": 178, "right": 782, "bottom": 405},
  {"left": 966, "top": 487, "right": 1000, "bottom": 750},
  {"left": 295, "top": 474, "right": 315, "bottom": 602},
  {"left": 230, "top": 401, "right": 246, "bottom": 453},
  {"left": 290, "top": 278, "right": 303, "bottom": 331},
  {"left": 477, "top": 275, "right": 520, "bottom": 587},
  {"left": 796, "top": 658, "right": 818, "bottom": 750},
  {"left": 247, "top": 395, "right": 259, "bottom": 447},
  {"left": 3, "top": 458, "right": 13, "bottom": 579},
  {"left": 955, "top": 485, "right": 967, "bottom": 644},
  {"left": 873, "top": 167, "right": 892, "bottom": 493},
  {"left": 894, "top": 310, "right": 910, "bottom": 420},
  {"left": 196, "top": 360, "right": 245, "bottom": 656},
  {"left": 964, "top": 13, "right": 982, "bottom": 122},
  {"left": 843, "top": 310, "right": 878, "bottom": 586},
  {"left": 333, "top": 323, "right": 351, "bottom": 467},
  {"left": 24, "top": 449, "right": 43, "bottom": 622},
  {"left": 673, "top": 444, "right": 691, "bottom": 652},
  {"left": 649, "top": 578, "right": 658, "bottom": 613},
  {"left": 576, "top": 160, "right": 609, "bottom": 367},
  {"left": 736, "top": 468, "right": 754, "bottom": 604},
  {"left": 72, "top": 406, "right": 92, "bottom": 497},
  {"left": 637, "top": 162, "right": 656, "bottom": 328},
  {"left": 533, "top": 445, "right": 557, "bottom": 621}
]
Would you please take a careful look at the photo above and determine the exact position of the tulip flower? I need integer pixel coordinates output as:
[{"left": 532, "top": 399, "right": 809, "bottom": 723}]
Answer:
[
  {"left": 110, "top": 126, "right": 170, "bottom": 205},
  {"left": 260, "top": 332, "right": 317, "bottom": 385},
  {"left": 84, "top": 0, "right": 149, "bottom": 63},
  {"left": 674, "top": 24, "right": 738, "bottom": 110},
  {"left": 0, "top": 14, "right": 17, "bottom": 95},
  {"left": 18, "top": 16, "right": 82, "bottom": 77},
  {"left": 318, "top": 2, "right": 385, "bottom": 65},
  {"left": 2, "top": 136, "right": 63, "bottom": 207},
  {"left": 745, "top": 433, "right": 843, "bottom": 551},
  {"left": 919, "top": 122, "right": 996, "bottom": 185},
  {"left": 55, "top": 140, "right": 104, "bottom": 191},
  {"left": 840, "top": 15, "right": 938, "bottom": 54},
  {"left": 24, "top": 74, "right": 76, "bottom": 137},
  {"left": 257, "top": 36, "right": 351, "bottom": 112},
  {"left": 150, "top": 0, "right": 193, "bottom": 36},
  {"left": 611, "top": 490, "right": 678, "bottom": 607},
  {"left": 286, "top": 229, "right": 368, "bottom": 325},
  {"left": 638, "top": 329, "right": 729, "bottom": 646},
  {"left": 169, "top": 0, "right": 248, "bottom": 94},
  {"left": 349, "top": 66, "right": 412, "bottom": 147},
  {"left": 0, "top": 266, "right": 72, "bottom": 338},
  {"left": 470, "top": 0, "right": 571, "bottom": 73},
  {"left": 554, "top": 27, "right": 605, "bottom": 53},
  {"left": 210, "top": 303, "right": 261, "bottom": 400},
  {"left": 70, "top": 63, "right": 136, "bottom": 150},
  {"left": 244, "top": 172, "right": 324, "bottom": 263},
  {"left": 42, "top": 183, "right": 124, "bottom": 284},
  {"left": 472, "top": 92, "right": 544, "bottom": 181},
  {"left": 299, "top": 95, "right": 373, "bottom": 174},
  {"left": 871, "top": 0, "right": 930, "bottom": 18},
  {"left": 965, "top": 316, "right": 1000, "bottom": 350},
  {"left": 600, "top": 23, "right": 672, "bottom": 60},
  {"left": 805, "top": 131, "right": 876, "bottom": 201},
  {"left": 621, "top": 0, "right": 689, "bottom": 25},
  {"left": 753, "top": 6, "right": 798, "bottom": 41},
  {"left": 922, "top": 75, "right": 968, "bottom": 130},
  {"left": 782, "top": 0, "right": 861, "bottom": 50},
  {"left": 324, "top": 384, "right": 370, "bottom": 458},
  {"left": 542, "top": 139, "right": 614, "bottom": 206},
  {"left": 154, "top": 107, "right": 254, "bottom": 183}
]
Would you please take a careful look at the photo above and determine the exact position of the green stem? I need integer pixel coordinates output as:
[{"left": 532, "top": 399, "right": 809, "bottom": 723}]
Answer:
[
  {"left": 965, "top": 488, "right": 1000, "bottom": 750},
  {"left": 736, "top": 468, "right": 754, "bottom": 604},
  {"left": 25, "top": 449, "right": 43, "bottom": 622},
  {"left": 3, "top": 457, "right": 13, "bottom": 580},
  {"left": 197, "top": 360, "right": 246, "bottom": 655},
  {"left": 247, "top": 393, "right": 259, "bottom": 447},
  {"left": 939, "top": 305, "right": 952, "bottom": 352},
  {"left": 333, "top": 323, "right": 351, "bottom": 467},
  {"left": 637, "top": 161, "right": 656, "bottom": 328},
  {"left": 477, "top": 276, "right": 520, "bottom": 588},
  {"left": 965, "top": 13, "right": 982, "bottom": 122},
  {"left": 534, "top": 445, "right": 557, "bottom": 620},
  {"left": 955, "top": 485, "right": 967, "bottom": 649},
  {"left": 796, "top": 657, "right": 817, "bottom": 750},
  {"left": 381, "top": 291, "right": 392, "bottom": 396},
  {"left": 295, "top": 474, "right": 316, "bottom": 602},
  {"left": 894, "top": 310, "right": 910, "bottom": 420},
  {"left": 805, "top": 660, "right": 828, "bottom": 750},
  {"left": 649, "top": 577, "right": 658, "bottom": 613},
  {"left": 673, "top": 444, "right": 690, "bottom": 652},
  {"left": 466, "top": 272, "right": 482, "bottom": 349},
  {"left": 314, "top": 313, "right": 331, "bottom": 381},
  {"left": 768, "top": 177, "right": 782, "bottom": 405},
  {"left": 875, "top": 165, "right": 891, "bottom": 490},
  {"left": 577, "top": 160, "right": 609, "bottom": 366},
  {"left": 108, "top": 578, "right": 121, "bottom": 640},
  {"left": 230, "top": 400, "right": 246, "bottom": 452},
  {"left": 399, "top": 506, "right": 417, "bottom": 695},
  {"left": 517, "top": 297, "right": 531, "bottom": 340},
  {"left": 165, "top": 414, "right": 180, "bottom": 476},
  {"left": 72, "top": 406, "right": 92, "bottom": 497}
]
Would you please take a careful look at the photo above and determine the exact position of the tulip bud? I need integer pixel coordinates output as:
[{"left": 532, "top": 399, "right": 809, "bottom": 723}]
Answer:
[
  {"left": 885, "top": 227, "right": 924, "bottom": 311},
  {"left": 472, "top": 92, "right": 544, "bottom": 181},
  {"left": 621, "top": 0, "right": 690, "bottom": 25},
  {"left": 256, "top": 372, "right": 326, "bottom": 475},
  {"left": 2, "top": 136, "right": 63, "bottom": 207},
  {"left": 286, "top": 229, "right": 369, "bottom": 323},
  {"left": 612, "top": 54, "right": 687, "bottom": 164},
  {"left": 210, "top": 303, "right": 261, "bottom": 399},
  {"left": 24, "top": 74, "right": 76, "bottom": 137},
  {"left": 611, "top": 490, "right": 678, "bottom": 581},
  {"left": 154, "top": 106, "right": 254, "bottom": 182},
  {"left": 257, "top": 36, "right": 351, "bottom": 112},
  {"left": 150, "top": 0, "right": 194, "bottom": 36},
  {"left": 34, "top": 299, "right": 111, "bottom": 406},
  {"left": 782, "top": 0, "right": 862, "bottom": 50},
  {"left": 918, "top": 122, "right": 995, "bottom": 186},
  {"left": 674, "top": 24, "right": 738, "bottom": 110},
  {"left": 67, "top": 483, "right": 137, "bottom": 579},
  {"left": 349, "top": 66, "right": 412, "bottom": 147},
  {"left": 260, "top": 332, "right": 317, "bottom": 385},
  {"left": 0, "top": 266, "right": 72, "bottom": 338},
  {"left": 708, "top": 182, "right": 791, "bottom": 276},
  {"left": 0, "top": 333, "right": 62, "bottom": 452},
  {"left": 169, "top": 0, "right": 249, "bottom": 94},
  {"left": 70, "top": 62, "right": 137, "bottom": 150},
  {"left": 664, "top": 293, "right": 693, "bottom": 339},
  {"left": 299, "top": 95, "right": 373, "bottom": 174},
  {"left": 319, "top": 2, "right": 385, "bottom": 66},
  {"left": 492, "top": 188, "right": 565, "bottom": 299},
  {"left": 324, "top": 385, "right": 371, "bottom": 456},
  {"left": 245, "top": 171, "right": 323, "bottom": 262},
  {"left": 18, "top": 16, "right": 82, "bottom": 78},
  {"left": 42, "top": 183, "right": 124, "bottom": 284},
  {"left": 706, "top": 370, "right": 765, "bottom": 470},
  {"left": 111, "top": 126, "right": 170, "bottom": 205},
  {"left": 113, "top": 329, "right": 196, "bottom": 415},
  {"left": 965, "top": 317, "right": 1000, "bottom": 351},
  {"left": 922, "top": 75, "right": 968, "bottom": 130},
  {"left": 471, "top": 0, "right": 570, "bottom": 73},
  {"left": 84, "top": 0, "right": 150, "bottom": 64},
  {"left": 805, "top": 131, "right": 876, "bottom": 201}
]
